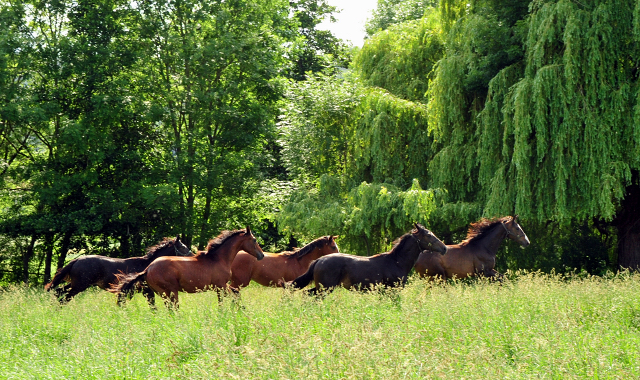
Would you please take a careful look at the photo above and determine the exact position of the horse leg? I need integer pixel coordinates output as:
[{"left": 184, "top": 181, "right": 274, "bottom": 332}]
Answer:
[
  {"left": 63, "top": 283, "right": 89, "bottom": 303},
  {"left": 158, "top": 289, "right": 179, "bottom": 310},
  {"left": 487, "top": 269, "right": 504, "bottom": 283},
  {"left": 167, "top": 291, "right": 179, "bottom": 310},
  {"left": 142, "top": 286, "right": 157, "bottom": 310},
  {"left": 54, "top": 284, "right": 72, "bottom": 301}
]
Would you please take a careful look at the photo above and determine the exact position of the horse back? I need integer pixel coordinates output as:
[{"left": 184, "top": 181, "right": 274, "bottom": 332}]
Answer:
[
  {"left": 314, "top": 253, "right": 395, "bottom": 289},
  {"left": 146, "top": 255, "right": 230, "bottom": 293},
  {"left": 74, "top": 255, "right": 147, "bottom": 289}
]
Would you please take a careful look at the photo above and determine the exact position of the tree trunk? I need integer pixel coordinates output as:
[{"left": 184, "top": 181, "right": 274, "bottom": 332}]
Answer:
[
  {"left": 119, "top": 233, "right": 130, "bottom": 258},
  {"left": 22, "top": 234, "right": 38, "bottom": 284},
  {"left": 132, "top": 233, "right": 143, "bottom": 256},
  {"left": 43, "top": 233, "right": 55, "bottom": 284},
  {"left": 614, "top": 179, "right": 640, "bottom": 270},
  {"left": 57, "top": 231, "right": 73, "bottom": 270},
  {"left": 198, "top": 190, "right": 213, "bottom": 251}
]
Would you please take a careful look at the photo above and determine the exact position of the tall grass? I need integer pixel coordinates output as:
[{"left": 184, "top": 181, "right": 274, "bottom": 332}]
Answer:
[{"left": 1, "top": 272, "right": 639, "bottom": 379}]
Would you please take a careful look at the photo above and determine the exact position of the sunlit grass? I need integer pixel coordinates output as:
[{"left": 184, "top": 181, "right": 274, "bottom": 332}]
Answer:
[{"left": 1, "top": 272, "right": 639, "bottom": 379}]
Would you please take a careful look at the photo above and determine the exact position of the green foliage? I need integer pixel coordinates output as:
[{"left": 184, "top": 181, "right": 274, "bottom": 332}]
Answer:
[
  {"left": 0, "top": 0, "right": 351, "bottom": 284},
  {"left": 277, "top": 68, "right": 441, "bottom": 254},
  {"left": 350, "top": 89, "right": 433, "bottom": 188},
  {"left": 356, "top": 12, "right": 444, "bottom": 102},
  {"left": 479, "top": 0, "right": 639, "bottom": 222},
  {"left": 364, "top": 0, "right": 436, "bottom": 37},
  {"left": 427, "top": 0, "right": 640, "bottom": 227},
  {"left": 288, "top": 0, "right": 352, "bottom": 79},
  {"left": 277, "top": 176, "right": 438, "bottom": 255},
  {"left": 278, "top": 74, "right": 363, "bottom": 181}
]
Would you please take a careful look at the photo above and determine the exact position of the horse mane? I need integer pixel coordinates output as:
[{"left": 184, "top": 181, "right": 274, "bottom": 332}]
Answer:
[
  {"left": 196, "top": 230, "right": 245, "bottom": 258},
  {"left": 459, "top": 216, "right": 511, "bottom": 246},
  {"left": 143, "top": 237, "right": 175, "bottom": 259},
  {"left": 281, "top": 236, "right": 332, "bottom": 259},
  {"left": 383, "top": 232, "right": 416, "bottom": 258}
]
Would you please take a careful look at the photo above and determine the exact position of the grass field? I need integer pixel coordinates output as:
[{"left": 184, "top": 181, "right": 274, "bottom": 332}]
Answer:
[{"left": 1, "top": 272, "right": 639, "bottom": 379}]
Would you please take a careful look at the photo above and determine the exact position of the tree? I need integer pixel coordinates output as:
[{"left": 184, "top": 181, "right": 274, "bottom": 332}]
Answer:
[
  {"left": 288, "top": 0, "right": 352, "bottom": 80},
  {"left": 428, "top": 0, "right": 640, "bottom": 269},
  {"left": 365, "top": 0, "right": 436, "bottom": 37},
  {"left": 134, "top": 0, "right": 294, "bottom": 249}
]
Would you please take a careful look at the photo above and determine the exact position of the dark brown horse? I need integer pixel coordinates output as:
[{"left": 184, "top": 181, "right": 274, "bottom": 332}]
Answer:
[
  {"left": 44, "top": 236, "right": 192, "bottom": 303},
  {"left": 414, "top": 215, "right": 530, "bottom": 280},
  {"left": 230, "top": 235, "right": 339, "bottom": 289},
  {"left": 111, "top": 227, "right": 263, "bottom": 308},
  {"left": 289, "top": 223, "right": 447, "bottom": 294}
]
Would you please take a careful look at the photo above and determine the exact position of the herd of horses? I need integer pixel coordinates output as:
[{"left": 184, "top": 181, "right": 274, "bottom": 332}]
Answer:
[{"left": 45, "top": 216, "right": 530, "bottom": 308}]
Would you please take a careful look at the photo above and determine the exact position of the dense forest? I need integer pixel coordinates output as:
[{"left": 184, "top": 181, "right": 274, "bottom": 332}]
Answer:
[{"left": 1, "top": 0, "right": 639, "bottom": 285}]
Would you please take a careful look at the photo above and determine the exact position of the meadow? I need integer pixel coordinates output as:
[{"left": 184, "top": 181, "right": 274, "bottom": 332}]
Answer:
[{"left": 1, "top": 272, "right": 639, "bottom": 379}]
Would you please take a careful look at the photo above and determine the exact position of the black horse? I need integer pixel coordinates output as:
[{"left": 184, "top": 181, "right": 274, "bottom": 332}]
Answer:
[
  {"left": 289, "top": 223, "right": 447, "bottom": 294},
  {"left": 45, "top": 236, "right": 192, "bottom": 303}
]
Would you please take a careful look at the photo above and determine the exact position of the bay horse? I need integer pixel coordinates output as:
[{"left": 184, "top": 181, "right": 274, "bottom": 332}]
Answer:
[
  {"left": 44, "top": 236, "right": 192, "bottom": 303},
  {"left": 111, "top": 227, "right": 263, "bottom": 308},
  {"left": 288, "top": 223, "right": 447, "bottom": 295},
  {"left": 414, "top": 215, "right": 530, "bottom": 280},
  {"left": 230, "top": 235, "right": 339, "bottom": 289}
]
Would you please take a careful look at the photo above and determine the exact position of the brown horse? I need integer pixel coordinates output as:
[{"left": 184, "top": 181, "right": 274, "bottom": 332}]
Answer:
[
  {"left": 230, "top": 235, "right": 339, "bottom": 289},
  {"left": 44, "top": 236, "right": 192, "bottom": 303},
  {"left": 289, "top": 223, "right": 447, "bottom": 295},
  {"left": 111, "top": 227, "right": 263, "bottom": 308},
  {"left": 414, "top": 215, "right": 530, "bottom": 280}
]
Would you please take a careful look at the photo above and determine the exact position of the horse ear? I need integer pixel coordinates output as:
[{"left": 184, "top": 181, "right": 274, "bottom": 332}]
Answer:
[
  {"left": 245, "top": 226, "right": 251, "bottom": 234},
  {"left": 513, "top": 215, "right": 519, "bottom": 222}
]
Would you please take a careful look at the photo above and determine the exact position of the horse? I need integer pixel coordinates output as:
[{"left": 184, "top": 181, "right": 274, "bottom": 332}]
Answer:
[
  {"left": 288, "top": 223, "right": 447, "bottom": 295},
  {"left": 230, "top": 235, "right": 339, "bottom": 289},
  {"left": 44, "top": 236, "right": 192, "bottom": 303},
  {"left": 414, "top": 215, "right": 530, "bottom": 280},
  {"left": 111, "top": 227, "right": 263, "bottom": 308}
]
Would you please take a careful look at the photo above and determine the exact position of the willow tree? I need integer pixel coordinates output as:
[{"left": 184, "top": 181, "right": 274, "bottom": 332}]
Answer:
[
  {"left": 428, "top": 0, "right": 640, "bottom": 268},
  {"left": 277, "top": 15, "right": 446, "bottom": 254},
  {"left": 356, "top": 11, "right": 444, "bottom": 103}
]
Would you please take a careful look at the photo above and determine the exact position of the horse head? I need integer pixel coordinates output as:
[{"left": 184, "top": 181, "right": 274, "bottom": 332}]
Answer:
[
  {"left": 324, "top": 235, "right": 340, "bottom": 255},
  {"left": 240, "top": 226, "right": 265, "bottom": 260},
  {"left": 413, "top": 223, "right": 447, "bottom": 254},
  {"left": 173, "top": 236, "right": 193, "bottom": 256},
  {"left": 502, "top": 215, "right": 530, "bottom": 247}
]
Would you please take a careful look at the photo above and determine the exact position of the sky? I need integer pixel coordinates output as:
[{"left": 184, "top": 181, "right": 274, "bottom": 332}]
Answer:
[{"left": 316, "top": 0, "right": 379, "bottom": 47}]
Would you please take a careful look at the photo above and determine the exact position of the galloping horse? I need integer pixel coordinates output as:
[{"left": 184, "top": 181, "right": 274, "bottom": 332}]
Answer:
[
  {"left": 111, "top": 227, "right": 263, "bottom": 308},
  {"left": 289, "top": 223, "right": 447, "bottom": 295},
  {"left": 44, "top": 236, "right": 192, "bottom": 303},
  {"left": 230, "top": 235, "right": 339, "bottom": 289},
  {"left": 414, "top": 215, "right": 530, "bottom": 280}
]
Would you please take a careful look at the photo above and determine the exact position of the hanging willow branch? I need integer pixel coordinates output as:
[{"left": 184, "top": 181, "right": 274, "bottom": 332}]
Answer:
[{"left": 429, "top": 0, "right": 639, "bottom": 223}]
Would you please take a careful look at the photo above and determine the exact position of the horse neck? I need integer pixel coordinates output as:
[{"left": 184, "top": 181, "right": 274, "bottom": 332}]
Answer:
[
  {"left": 297, "top": 247, "right": 324, "bottom": 266},
  {"left": 145, "top": 245, "right": 174, "bottom": 262},
  {"left": 212, "top": 239, "right": 244, "bottom": 265},
  {"left": 389, "top": 236, "right": 422, "bottom": 271},
  {"left": 471, "top": 224, "right": 508, "bottom": 256}
]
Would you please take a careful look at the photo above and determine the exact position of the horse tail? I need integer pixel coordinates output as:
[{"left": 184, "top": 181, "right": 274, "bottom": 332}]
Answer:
[
  {"left": 44, "top": 259, "right": 77, "bottom": 291},
  {"left": 109, "top": 270, "right": 148, "bottom": 299},
  {"left": 290, "top": 260, "right": 318, "bottom": 289}
]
